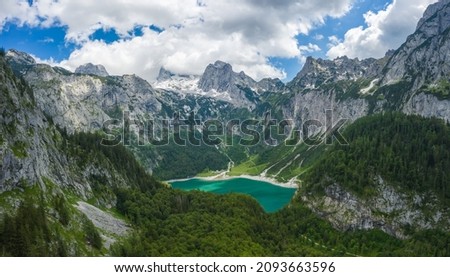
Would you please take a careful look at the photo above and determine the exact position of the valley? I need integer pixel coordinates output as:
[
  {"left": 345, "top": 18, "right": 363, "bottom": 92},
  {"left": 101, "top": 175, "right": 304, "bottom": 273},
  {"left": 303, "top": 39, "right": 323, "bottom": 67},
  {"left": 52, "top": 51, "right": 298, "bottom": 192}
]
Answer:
[{"left": 1, "top": 0, "right": 450, "bottom": 257}]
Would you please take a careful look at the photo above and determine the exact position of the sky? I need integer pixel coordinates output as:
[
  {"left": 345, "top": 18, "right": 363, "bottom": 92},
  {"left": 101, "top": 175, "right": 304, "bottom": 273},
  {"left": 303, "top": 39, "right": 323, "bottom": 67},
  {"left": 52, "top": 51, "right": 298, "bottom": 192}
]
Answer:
[{"left": 0, "top": 0, "right": 438, "bottom": 82}]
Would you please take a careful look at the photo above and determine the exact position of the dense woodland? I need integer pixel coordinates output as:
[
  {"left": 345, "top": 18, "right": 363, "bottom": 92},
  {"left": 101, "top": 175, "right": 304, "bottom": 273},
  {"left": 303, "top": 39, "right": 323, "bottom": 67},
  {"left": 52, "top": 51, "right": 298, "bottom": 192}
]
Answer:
[
  {"left": 110, "top": 187, "right": 450, "bottom": 256},
  {"left": 305, "top": 113, "right": 450, "bottom": 203}
]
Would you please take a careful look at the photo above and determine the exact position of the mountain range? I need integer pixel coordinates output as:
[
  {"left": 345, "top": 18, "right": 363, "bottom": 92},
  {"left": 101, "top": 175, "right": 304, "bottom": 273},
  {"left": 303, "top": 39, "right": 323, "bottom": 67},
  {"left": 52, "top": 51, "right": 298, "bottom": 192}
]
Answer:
[{"left": 0, "top": 0, "right": 449, "bottom": 256}]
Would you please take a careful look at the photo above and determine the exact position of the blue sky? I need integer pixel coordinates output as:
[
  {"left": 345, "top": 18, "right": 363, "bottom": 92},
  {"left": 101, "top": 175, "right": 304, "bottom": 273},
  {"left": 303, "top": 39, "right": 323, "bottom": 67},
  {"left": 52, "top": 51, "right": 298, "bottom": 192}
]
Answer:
[{"left": 0, "top": 0, "right": 436, "bottom": 81}]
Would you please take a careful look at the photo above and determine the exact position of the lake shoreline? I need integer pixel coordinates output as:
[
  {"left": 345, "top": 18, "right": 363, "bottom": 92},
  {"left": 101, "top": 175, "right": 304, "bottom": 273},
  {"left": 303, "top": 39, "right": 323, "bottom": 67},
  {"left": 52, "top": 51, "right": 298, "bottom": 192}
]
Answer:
[{"left": 166, "top": 174, "right": 299, "bottom": 189}]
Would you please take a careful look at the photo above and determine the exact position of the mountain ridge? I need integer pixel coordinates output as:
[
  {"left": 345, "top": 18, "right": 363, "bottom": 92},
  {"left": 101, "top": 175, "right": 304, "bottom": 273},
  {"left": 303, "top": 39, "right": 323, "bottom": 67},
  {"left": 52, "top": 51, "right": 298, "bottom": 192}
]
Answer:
[{"left": 1, "top": 0, "right": 450, "bottom": 257}]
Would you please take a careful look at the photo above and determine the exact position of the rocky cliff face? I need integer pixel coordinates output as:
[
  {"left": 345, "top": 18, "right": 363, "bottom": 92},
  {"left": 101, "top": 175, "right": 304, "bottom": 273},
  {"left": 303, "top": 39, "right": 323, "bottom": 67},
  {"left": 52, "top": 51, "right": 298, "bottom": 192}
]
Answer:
[
  {"left": 0, "top": 56, "right": 58, "bottom": 193},
  {"left": 0, "top": 55, "right": 131, "bottom": 204},
  {"left": 403, "top": 93, "right": 450, "bottom": 122},
  {"left": 197, "top": 60, "right": 290, "bottom": 107},
  {"left": 288, "top": 55, "right": 386, "bottom": 90},
  {"left": 75, "top": 63, "right": 109, "bottom": 77},
  {"left": 14, "top": 55, "right": 162, "bottom": 133},
  {"left": 381, "top": 0, "right": 450, "bottom": 89},
  {"left": 281, "top": 89, "right": 369, "bottom": 137},
  {"left": 303, "top": 180, "right": 448, "bottom": 239}
]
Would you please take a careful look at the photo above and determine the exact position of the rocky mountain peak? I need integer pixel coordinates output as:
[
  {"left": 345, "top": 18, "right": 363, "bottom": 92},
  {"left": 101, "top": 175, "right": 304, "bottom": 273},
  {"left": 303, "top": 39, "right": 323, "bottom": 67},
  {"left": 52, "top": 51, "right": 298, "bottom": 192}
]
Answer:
[
  {"left": 416, "top": 0, "right": 450, "bottom": 37},
  {"left": 385, "top": 49, "right": 396, "bottom": 57},
  {"left": 198, "top": 60, "right": 240, "bottom": 92},
  {"left": 75, "top": 63, "right": 109, "bottom": 77},
  {"left": 156, "top": 67, "right": 175, "bottom": 82},
  {"left": 288, "top": 55, "right": 382, "bottom": 89},
  {"left": 196, "top": 60, "right": 259, "bottom": 107},
  {"left": 212, "top": 60, "right": 233, "bottom": 70},
  {"left": 5, "top": 49, "right": 36, "bottom": 66},
  {"left": 381, "top": 0, "right": 450, "bottom": 88},
  {"left": 416, "top": 0, "right": 450, "bottom": 30}
]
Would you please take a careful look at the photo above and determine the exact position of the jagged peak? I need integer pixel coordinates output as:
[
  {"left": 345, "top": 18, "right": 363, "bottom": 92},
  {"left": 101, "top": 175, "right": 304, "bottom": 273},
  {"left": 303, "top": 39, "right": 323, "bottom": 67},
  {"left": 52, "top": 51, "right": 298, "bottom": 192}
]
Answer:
[
  {"left": 416, "top": 0, "right": 450, "bottom": 30},
  {"left": 385, "top": 49, "right": 396, "bottom": 57},
  {"left": 381, "top": 0, "right": 450, "bottom": 87},
  {"left": 75, "top": 63, "right": 109, "bottom": 77},
  {"left": 211, "top": 60, "right": 232, "bottom": 69},
  {"left": 156, "top": 67, "right": 175, "bottom": 82}
]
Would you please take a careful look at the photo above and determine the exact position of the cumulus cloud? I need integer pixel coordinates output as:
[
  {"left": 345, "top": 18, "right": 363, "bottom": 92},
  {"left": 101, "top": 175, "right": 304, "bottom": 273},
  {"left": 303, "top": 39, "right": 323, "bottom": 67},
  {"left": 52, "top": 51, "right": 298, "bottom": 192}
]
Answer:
[
  {"left": 0, "top": 0, "right": 354, "bottom": 80},
  {"left": 327, "top": 0, "right": 438, "bottom": 59},
  {"left": 0, "top": 0, "right": 39, "bottom": 31}
]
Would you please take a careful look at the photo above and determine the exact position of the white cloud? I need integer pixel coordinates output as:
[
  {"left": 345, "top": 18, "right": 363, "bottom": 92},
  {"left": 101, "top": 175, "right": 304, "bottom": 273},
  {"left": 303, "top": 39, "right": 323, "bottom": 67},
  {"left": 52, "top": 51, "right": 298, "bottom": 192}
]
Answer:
[
  {"left": 299, "top": 43, "right": 321, "bottom": 53},
  {"left": 313, "top": 34, "right": 325, "bottom": 41},
  {"left": 0, "top": 0, "right": 354, "bottom": 80},
  {"left": 0, "top": 0, "right": 39, "bottom": 31},
  {"left": 327, "top": 35, "right": 342, "bottom": 48},
  {"left": 327, "top": 0, "right": 439, "bottom": 59}
]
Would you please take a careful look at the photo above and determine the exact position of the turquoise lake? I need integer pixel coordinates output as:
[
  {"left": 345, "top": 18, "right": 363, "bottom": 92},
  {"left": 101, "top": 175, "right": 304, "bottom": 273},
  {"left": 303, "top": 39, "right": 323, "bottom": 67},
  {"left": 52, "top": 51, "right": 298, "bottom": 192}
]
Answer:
[{"left": 169, "top": 178, "right": 297, "bottom": 213}]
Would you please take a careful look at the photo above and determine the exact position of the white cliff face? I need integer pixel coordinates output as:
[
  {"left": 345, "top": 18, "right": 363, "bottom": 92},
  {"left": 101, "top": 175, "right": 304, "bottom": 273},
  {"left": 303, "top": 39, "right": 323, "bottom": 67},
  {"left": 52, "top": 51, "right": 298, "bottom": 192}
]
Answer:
[{"left": 24, "top": 64, "right": 110, "bottom": 132}]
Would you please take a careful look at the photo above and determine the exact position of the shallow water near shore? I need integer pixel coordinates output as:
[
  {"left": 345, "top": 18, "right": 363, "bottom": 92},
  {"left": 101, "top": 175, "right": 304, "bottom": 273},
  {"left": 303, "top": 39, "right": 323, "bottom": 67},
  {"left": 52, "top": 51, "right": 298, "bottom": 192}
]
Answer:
[{"left": 169, "top": 177, "right": 297, "bottom": 212}]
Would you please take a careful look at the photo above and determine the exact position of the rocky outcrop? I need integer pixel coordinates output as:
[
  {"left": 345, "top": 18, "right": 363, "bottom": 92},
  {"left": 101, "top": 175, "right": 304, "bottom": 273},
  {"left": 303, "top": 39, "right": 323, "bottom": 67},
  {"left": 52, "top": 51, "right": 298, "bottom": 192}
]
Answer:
[
  {"left": 302, "top": 180, "right": 449, "bottom": 239},
  {"left": 381, "top": 0, "right": 450, "bottom": 89},
  {"left": 5, "top": 49, "right": 37, "bottom": 75},
  {"left": 75, "top": 63, "right": 109, "bottom": 77},
  {"left": 282, "top": 88, "right": 369, "bottom": 137},
  {"left": 403, "top": 92, "right": 450, "bottom": 122}
]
